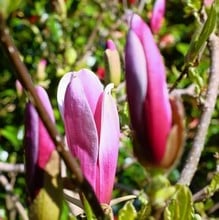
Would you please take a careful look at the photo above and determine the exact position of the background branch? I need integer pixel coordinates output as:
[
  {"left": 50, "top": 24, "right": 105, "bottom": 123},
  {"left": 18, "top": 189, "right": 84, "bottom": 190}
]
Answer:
[
  {"left": 0, "top": 15, "right": 105, "bottom": 219},
  {"left": 178, "top": 34, "right": 219, "bottom": 185},
  {"left": 0, "top": 162, "right": 24, "bottom": 173},
  {"left": 0, "top": 174, "right": 28, "bottom": 220}
]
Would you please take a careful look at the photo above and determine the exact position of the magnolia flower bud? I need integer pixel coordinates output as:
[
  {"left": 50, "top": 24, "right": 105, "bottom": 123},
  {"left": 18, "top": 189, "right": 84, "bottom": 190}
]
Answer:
[
  {"left": 24, "top": 86, "right": 62, "bottom": 220},
  {"left": 104, "top": 39, "right": 121, "bottom": 86},
  {"left": 125, "top": 14, "right": 184, "bottom": 168},
  {"left": 57, "top": 69, "right": 120, "bottom": 203},
  {"left": 150, "top": 0, "right": 166, "bottom": 34}
]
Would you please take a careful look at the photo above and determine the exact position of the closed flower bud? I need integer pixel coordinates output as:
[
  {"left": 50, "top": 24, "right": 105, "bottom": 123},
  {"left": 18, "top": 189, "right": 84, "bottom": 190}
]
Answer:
[
  {"left": 125, "top": 14, "right": 184, "bottom": 168},
  {"left": 104, "top": 39, "right": 121, "bottom": 87},
  {"left": 57, "top": 69, "right": 120, "bottom": 203},
  {"left": 150, "top": 0, "right": 166, "bottom": 34},
  {"left": 24, "top": 86, "right": 62, "bottom": 220}
]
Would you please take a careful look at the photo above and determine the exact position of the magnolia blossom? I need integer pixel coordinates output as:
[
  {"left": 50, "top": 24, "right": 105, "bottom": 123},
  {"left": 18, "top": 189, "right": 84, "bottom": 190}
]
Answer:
[
  {"left": 57, "top": 69, "right": 120, "bottom": 203},
  {"left": 125, "top": 14, "right": 183, "bottom": 168},
  {"left": 150, "top": 0, "right": 166, "bottom": 34},
  {"left": 24, "top": 86, "right": 61, "bottom": 219},
  {"left": 24, "top": 86, "right": 55, "bottom": 199}
]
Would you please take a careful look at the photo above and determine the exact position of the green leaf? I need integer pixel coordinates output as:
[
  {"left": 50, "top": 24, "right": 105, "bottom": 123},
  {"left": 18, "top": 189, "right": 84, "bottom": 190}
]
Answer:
[
  {"left": 0, "top": 126, "right": 20, "bottom": 149},
  {"left": 164, "top": 184, "right": 194, "bottom": 220},
  {"left": 118, "top": 201, "right": 137, "bottom": 220},
  {"left": 60, "top": 201, "right": 70, "bottom": 220},
  {"left": 185, "top": 4, "right": 217, "bottom": 65},
  {"left": 82, "top": 194, "right": 96, "bottom": 220},
  {"left": 0, "top": 0, "right": 23, "bottom": 18},
  {"left": 206, "top": 173, "right": 219, "bottom": 198},
  {"left": 136, "top": 194, "right": 151, "bottom": 220}
]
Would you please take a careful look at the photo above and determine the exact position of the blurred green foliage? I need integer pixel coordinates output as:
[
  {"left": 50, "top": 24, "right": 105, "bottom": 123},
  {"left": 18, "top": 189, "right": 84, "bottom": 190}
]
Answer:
[{"left": 1, "top": 0, "right": 219, "bottom": 219}]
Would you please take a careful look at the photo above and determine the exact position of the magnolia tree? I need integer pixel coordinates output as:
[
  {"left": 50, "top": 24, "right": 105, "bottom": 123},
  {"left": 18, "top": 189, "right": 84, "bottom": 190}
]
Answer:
[{"left": 0, "top": 0, "right": 219, "bottom": 219}]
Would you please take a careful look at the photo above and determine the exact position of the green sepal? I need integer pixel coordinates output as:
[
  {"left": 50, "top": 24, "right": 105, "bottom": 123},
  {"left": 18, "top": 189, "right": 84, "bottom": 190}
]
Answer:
[
  {"left": 104, "top": 49, "right": 121, "bottom": 87},
  {"left": 29, "top": 151, "right": 63, "bottom": 220},
  {"left": 29, "top": 179, "right": 63, "bottom": 220}
]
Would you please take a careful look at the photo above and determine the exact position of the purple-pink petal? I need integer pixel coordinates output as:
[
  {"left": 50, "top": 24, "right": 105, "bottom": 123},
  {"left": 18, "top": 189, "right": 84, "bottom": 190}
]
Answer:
[
  {"left": 76, "top": 69, "right": 103, "bottom": 115},
  {"left": 125, "top": 29, "right": 147, "bottom": 143},
  {"left": 24, "top": 103, "right": 39, "bottom": 197},
  {"left": 57, "top": 70, "right": 103, "bottom": 118},
  {"left": 36, "top": 86, "right": 55, "bottom": 169},
  {"left": 204, "top": 0, "right": 214, "bottom": 6},
  {"left": 24, "top": 86, "right": 55, "bottom": 199},
  {"left": 150, "top": 0, "right": 165, "bottom": 34},
  {"left": 95, "top": 85, "right": 120, "bottom": 204},
  {"left": 57, "top": 72, "right": 73, "bottom": 118},
  {"left": 59, "top": 69, "right": 120, "bottom": 203},
  {"left": 63, "top": 75, "right": 99, "bottom": 191},
  {"left": 131, "top": 14, "right": 172, "bottom": 163}
]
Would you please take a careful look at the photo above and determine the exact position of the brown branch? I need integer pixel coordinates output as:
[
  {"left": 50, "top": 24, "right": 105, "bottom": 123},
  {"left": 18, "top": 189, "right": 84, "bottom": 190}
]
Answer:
[
  {"left": 193, "top": 186, "right": 208, "bottom": 202},
  {"left": 178, "top": 34, "right": 219, "bottom": 185},
  {"left": 0, "top": 15, "right": 105, "bottom": 219},
  {"left": 0, "top": 162, "right": 24, "bottom": 173},
  {"left": 169, "top": 67, "right": 188, "bottom": 93}
]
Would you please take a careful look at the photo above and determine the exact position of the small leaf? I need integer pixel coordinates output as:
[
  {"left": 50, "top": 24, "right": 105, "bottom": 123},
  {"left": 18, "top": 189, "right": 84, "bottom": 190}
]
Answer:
[
  {"left": 185, "top": 4, "right": 217, "bottom": 65},
  {"left": 82, "top": 194, "right": 96, "bottom": 220},
  {"left": 206, "top": 173, "right": 219, "bottom": 198},
  {"left": 118, "top": 201, "right": 137, "bottom": 220},
  {"left": 136, "top": 194, "right": 151, "bottom": 220},
  {"left": 0, "top": 126, "right": 20, "bottom": 149},
  {"left": 164, "top": 184, "right": 194, "bottom": 220}
]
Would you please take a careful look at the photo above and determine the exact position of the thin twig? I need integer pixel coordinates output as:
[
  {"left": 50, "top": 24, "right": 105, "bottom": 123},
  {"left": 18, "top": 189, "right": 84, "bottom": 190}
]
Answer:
[
  {"left": 178, "top": 34, "right": 219, "bottom": 185},
  {"left": 0, "top": 15, "right": 105, "bottom": 219},
  {"left": 0, "top": 162, "right": 24, "bottom": 173},
  {"left": 193, "top": 186, "right": 207, "bottom": 202},
  {"left": 169, "top": 68, "right": 188, "bottom": 93},
  {"left": 208, "top": 202, "right": 219, "bottom": 214},
  {"left": 0, "top": 174, "right": 28, "bottom": 220}
]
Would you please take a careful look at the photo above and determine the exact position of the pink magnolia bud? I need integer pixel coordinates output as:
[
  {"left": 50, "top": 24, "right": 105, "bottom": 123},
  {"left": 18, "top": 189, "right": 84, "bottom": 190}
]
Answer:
[
  {"left": 104, "top": 39, "right": 121, "bottom": 86},
  {"left": 15, "top": 80, "right": 23, "bottom": 97},
  {"left": 57, "top": 69, "right": 120, "bottom": 203},
  {"left": 204, "top": 0, "right": 214, "bottom": 7},
  {"left": 24, "top": 86, "right": 62, "bottom": 220},
  {"left": 150, "top": 0, "right": 166, "bottom": 34},
  {"left": 125, "top": 14, "right": 184, "bottom": 168},
  {"left": 106, "top": 39, "right": 116, "bottom": 50},
  {"left": 37, "top": 59, "right": 47, "bottom": 81},
  {"left": 24, "top": 86, "right": 55, "bottom": 200}
]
